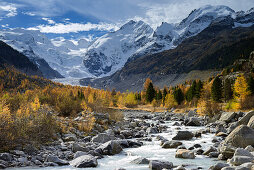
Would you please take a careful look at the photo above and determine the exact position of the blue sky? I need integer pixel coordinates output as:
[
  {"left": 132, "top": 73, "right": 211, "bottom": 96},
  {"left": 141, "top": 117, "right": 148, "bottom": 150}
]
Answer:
[{"left": 0, "top": 0, "right": 254, "bottom": 40}]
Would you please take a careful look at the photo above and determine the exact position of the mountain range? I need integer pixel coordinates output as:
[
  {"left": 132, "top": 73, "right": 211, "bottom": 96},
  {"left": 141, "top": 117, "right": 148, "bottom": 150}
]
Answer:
[{"left": 0, "top": 5, "right": 254, "bottom": 90}]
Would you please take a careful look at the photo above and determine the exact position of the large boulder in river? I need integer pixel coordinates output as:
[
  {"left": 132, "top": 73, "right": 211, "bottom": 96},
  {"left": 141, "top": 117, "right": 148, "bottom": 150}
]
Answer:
[
  {"left": 162, "top": 141, "right": 182, "bottom": 149},
  {"left": 70, "top": 155, "right": 98, "bottom": 168},
  {"left": 219, "top": 112, "right": 236, "bottom": 123},
  {"left": 237, "top": 111, "right": 254, "bottom": 126},
  {"left": 146, "top": 127, "right": 159, "bottom": 134},
  {"left": 186, "top": 117, "right": 201, "bottom": 126},
  {"left": 172, "top": 131, "right": 194, "bottom": 140},
  {"left": 247, "top": 115, "right": 254, "bottom": 128},
  {"left": 97, "top": 140, "right": 122, "bottom": 155},
  {"left": 149, "top": 160, "right": 173, "bottom": 170},
  {"left": 91, "top": 133, "right": 116, "bottom": 143},
  {"left": 225, "top": 125, "right": 254, "bottom": 148},
  {"left": 175, "top": 149, "right": 195, "bottom": 159}
]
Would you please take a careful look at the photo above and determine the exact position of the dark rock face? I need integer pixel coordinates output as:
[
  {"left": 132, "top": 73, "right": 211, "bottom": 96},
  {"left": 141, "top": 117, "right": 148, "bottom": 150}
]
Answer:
[{"left": 0, "top": 41, "right": 42, "bottom": 77}]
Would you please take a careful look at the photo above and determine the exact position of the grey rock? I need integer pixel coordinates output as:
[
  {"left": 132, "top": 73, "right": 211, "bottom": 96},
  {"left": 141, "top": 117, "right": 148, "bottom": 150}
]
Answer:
[
  {"left": 218, "top": 144, "right": 236, "bottom": 160},
  {"left": 18, "top": 157, "right": 28, "bottom": 164},
  {"left": 174, "top": 165, "right": 186, "bottom": 170},
  {"left": 186, "top": 117, "right": 201, "bottom": 126},
  {"left": 91, "top": 133, "right": 116, "bottom": 143},
  {"left": 172, "top": 131, "right": 194, "bottom": 140},
  {"left": 247, "top": 115, "right": 254, "bottom": 128},
  {"left": 70, "top": 155, "right": 98, "bottom": 168},
  {"left": 210, "top": 162, "right": 229, "bottom": 170},
  {"left": 238, "top": 111, "right": 254, "bottom": 126},
  {"left": 46, "top": 155, "right": 69, "bottom": 166},
  {"left": 74, "top": 151, "right": 88, "bottom": 159},
  {"left": 146, "top": 127, "right": 159, "bottom": 134},
  {"left": 131, "top": 157, "right": 149, "bottom": 164},
  {"left": 245, "top": 145, "right": 254, "bottom": 152},
  {"left": 98, "top": 140, "right": 122, "bottom": 155},
  {"left": 219, "top": 112, "right": 236, "bottom": 123},
  {"left": 149, "top": 160, "right": 173, "bottom": 170},
  {"left": 63, "top": 134, "right": 77, "bottom": 142},
  {"left": 225, "top": 125, "right": 254, "bottom": 148},
  {"left": 44, "top": 162, "right": 59, "bottom": 167},
  {"left": 162, "top": 141, "right": 182, "bottom": 149},
  {"left": 234, "top": 148, "right": 253, "bottom": 158},
  {"left": 72, "top": 143, "right": 89, "bottom": 153},
  {"left": 203, "top": 146, "right": 217, "bottom": 156},
  {"left": 229, "top": 156, "right": 254, "bottom": 166},
  {"left": 0, "top": 163, "right": 6, "bottom": 169},
  {"left": 0, "top": 153, "right": 12, "bottom": 162},
  {"left": 209, "top": 152, "right": 219, "bottom": 158}
]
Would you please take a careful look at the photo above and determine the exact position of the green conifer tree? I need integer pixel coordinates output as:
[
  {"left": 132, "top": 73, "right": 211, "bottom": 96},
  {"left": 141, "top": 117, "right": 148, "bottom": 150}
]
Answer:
[
  {"left": 248, "top": 76, "right": 254, "bottom": 95},
  {"left": 173, "top": 88, "right": 184, "bottom": 105},
  {"left": 146, "top": 82, "right": 155, "bottom": 103},
  {"left": 211, "top": 76, "right": 222, "bottom": 102},
  {"left": 224, "top": 78, "right": 233, "bottom": 102}
]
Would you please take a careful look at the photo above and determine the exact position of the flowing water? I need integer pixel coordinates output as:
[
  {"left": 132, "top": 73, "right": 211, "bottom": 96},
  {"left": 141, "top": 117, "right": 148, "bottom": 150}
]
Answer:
[{"left": 10, "top": 120, "right": 223, "bottom": 170}]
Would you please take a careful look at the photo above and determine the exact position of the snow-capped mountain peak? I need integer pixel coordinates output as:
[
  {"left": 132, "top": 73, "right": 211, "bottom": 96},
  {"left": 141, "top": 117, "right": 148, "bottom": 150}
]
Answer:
[{"left": 83, "top": 20, "right": 153, "bottom": 77}]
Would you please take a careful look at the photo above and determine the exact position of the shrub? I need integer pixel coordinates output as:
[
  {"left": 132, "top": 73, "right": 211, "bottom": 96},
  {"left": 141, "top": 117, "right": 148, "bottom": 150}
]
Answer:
[
  {"left": 198, "top": 100, "right": 221, "bottom": 117},
  {"left": 0, "top": 99, "right": 58, "bottom": 151},
  {"left": 108, "top": 109, "right": 124, "bottom": 122},
  {"left": 125, "top": 92, "right": 138, "bottom": 108}
]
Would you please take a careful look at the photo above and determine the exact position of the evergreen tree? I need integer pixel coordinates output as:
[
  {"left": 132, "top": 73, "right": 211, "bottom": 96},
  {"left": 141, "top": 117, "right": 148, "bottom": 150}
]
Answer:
[
  {"left": 211, "top": 76, "right": 222, "bottom": 102},
  {"left": 195, "top": 80, "right": 203, "bottom": 98},
  {"left": 224, "top": 78, "right": 233, "bottom": 101},
  {"left": 156, "top": 90, "right": 163, "bottom": 101},
  {"left": 146, "top": 82, "right": 155, "bottom": 103},
  {"left": 186, "top": 81, "right": 196, "bottom": 102},
  {"left": 247, "top": 76, "right": 254, "bottom": 95},
  {"left": 173, "top": 88, "right": 184, "bottom": 105}
]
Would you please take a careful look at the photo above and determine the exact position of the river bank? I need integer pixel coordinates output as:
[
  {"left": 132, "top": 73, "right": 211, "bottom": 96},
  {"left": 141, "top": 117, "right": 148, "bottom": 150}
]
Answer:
[{"left": 1, "top": 110, "right": 254, "bottom": 170}]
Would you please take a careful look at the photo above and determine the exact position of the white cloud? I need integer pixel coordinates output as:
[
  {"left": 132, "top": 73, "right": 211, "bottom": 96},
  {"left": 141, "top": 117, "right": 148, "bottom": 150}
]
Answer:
[
  {"left": 42, "top": 17, "right": 56, "bottom": 24},
  {"left": 0, "top": 2, "right": 18, "bottom": 18},
  {"left": 23, "top": 12, "right": 36, "bottom": 16},
  {"left": 11, "top": 0, "right": 254, "bottom": 29},
  {"left": 27, "top": 22, "right": 119, "bottom": 34}
]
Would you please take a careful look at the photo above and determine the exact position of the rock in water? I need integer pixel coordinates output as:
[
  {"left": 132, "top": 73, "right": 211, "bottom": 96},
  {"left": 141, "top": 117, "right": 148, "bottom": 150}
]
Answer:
[
  {"left": 149, "top": 160, "right": 173, "bottom": 170},
  {"left": 98, "top": 140, "right": 122, "bottom": 155},
  {"left": 172, "top": 131, "right": 194, "bottom": 140},
  {"left": 70, "top": 155, "right": 98, "bottom": 168},
  {"left": 162, "top": 140, "right": 182, "bottom": 148},
  {"left": 175, "top": 149, "right": 195, "bottom": 159},
  {"left": 186, "top": 117, "right": 201, "bottom": 126},
  {"left": 225, "top": 125, "right": 254, "bottom": 148},
  {"left": 131, "top": 157, "right": 149, "bottom": 164}
]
